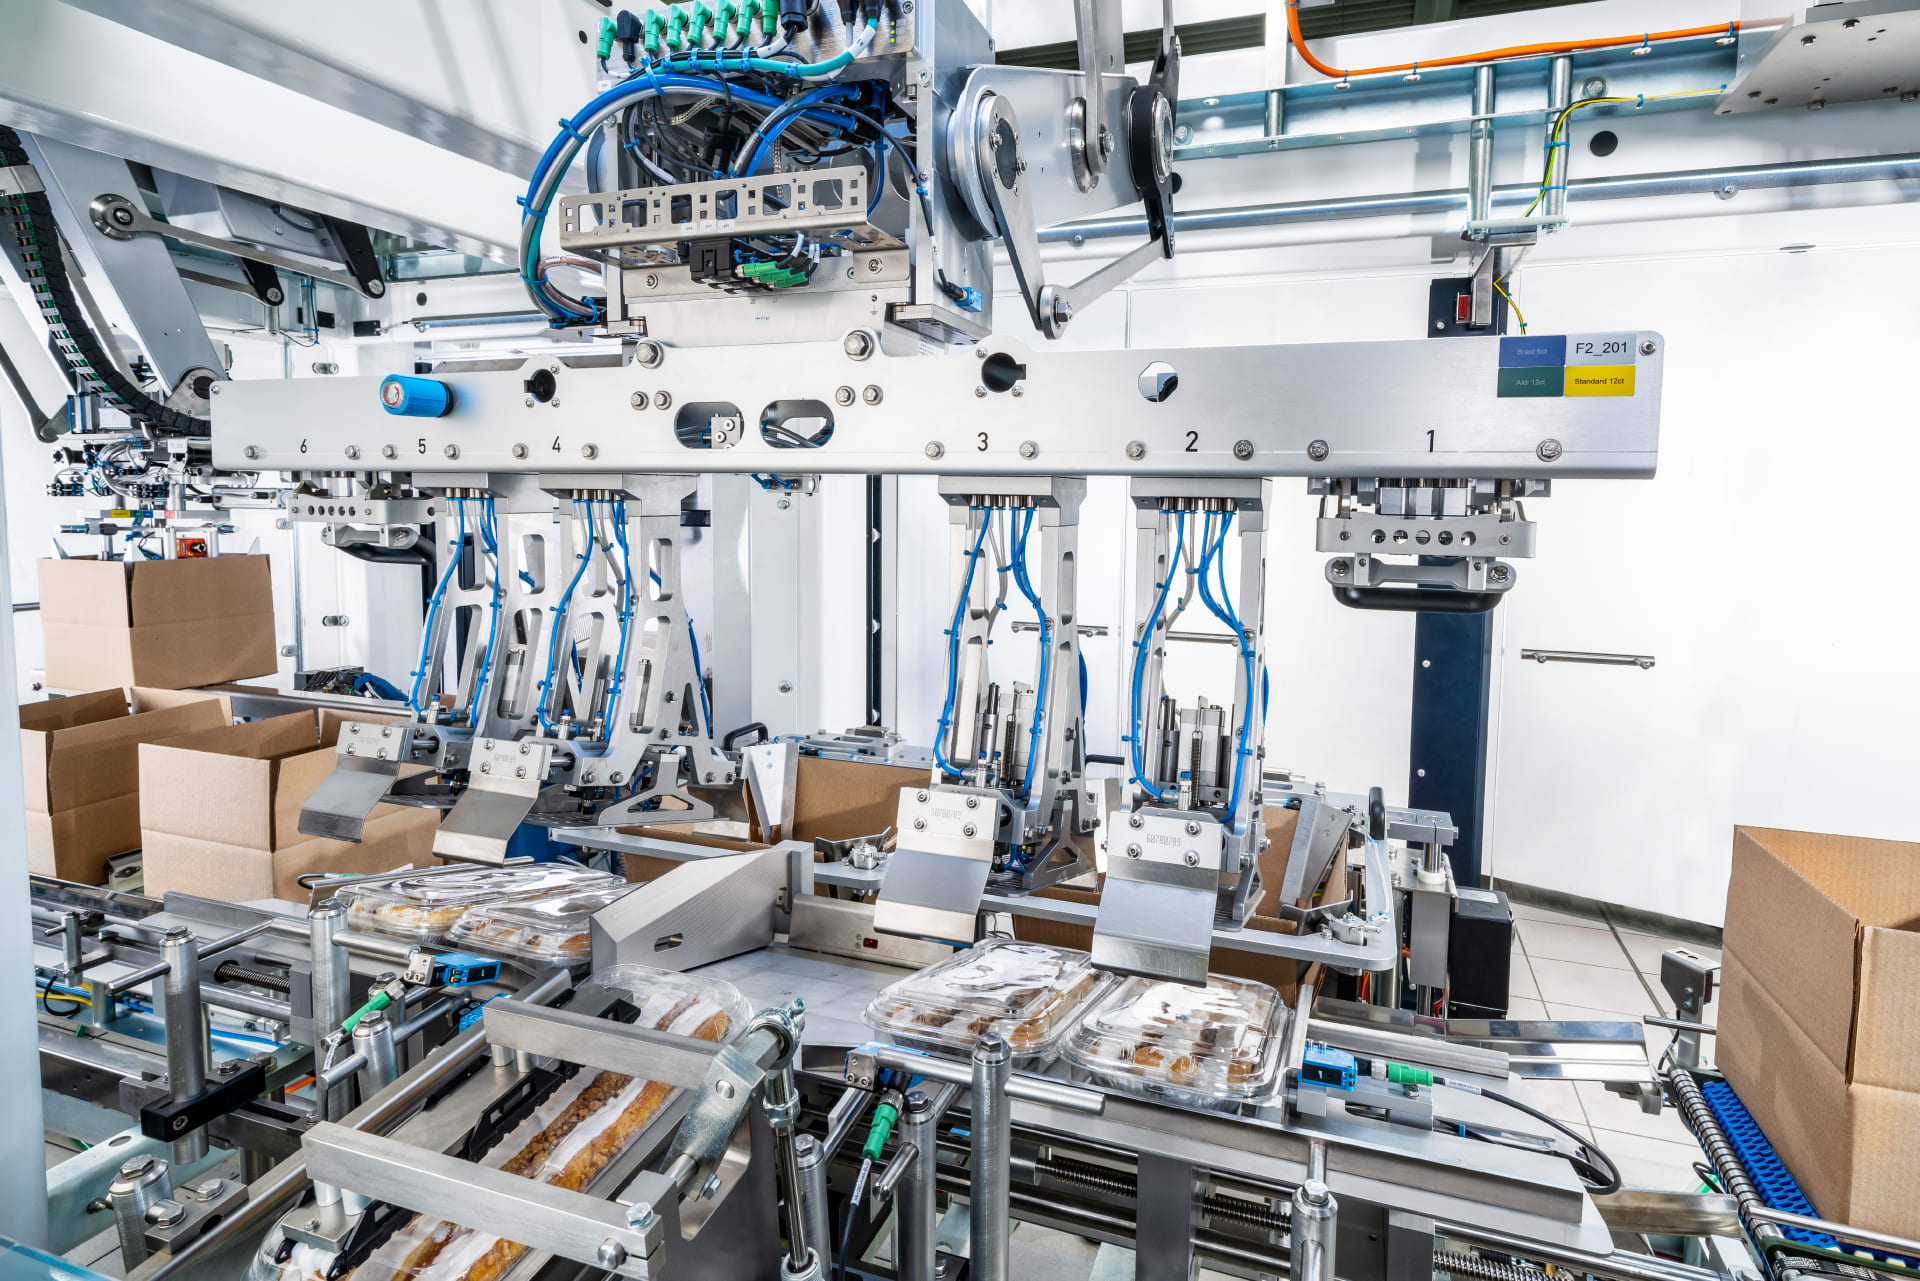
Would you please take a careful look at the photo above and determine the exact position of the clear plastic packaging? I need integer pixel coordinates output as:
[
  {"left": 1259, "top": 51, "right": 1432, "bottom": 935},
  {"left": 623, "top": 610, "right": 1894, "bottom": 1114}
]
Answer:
[
  {"left": 862, "top": 939, "right": 1112, "bottom": 1059},
  {"left": 1063, "top": 972, "right": 1288, "bottom": 1106},
  {"left": 446, "top": 881, "right": 637, "bottom": 966},
  {"left": 336, "top": 865, "right": 621, "bottom": 943},
  {"left": 327, "top": 966, "right": 746, "bottom": 1281}
]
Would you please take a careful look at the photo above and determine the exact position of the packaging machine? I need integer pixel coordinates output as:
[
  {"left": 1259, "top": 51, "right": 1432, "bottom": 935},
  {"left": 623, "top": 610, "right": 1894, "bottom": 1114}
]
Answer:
[{"left": 14, "top": 2, "right": 1808, "bottom": 1279}]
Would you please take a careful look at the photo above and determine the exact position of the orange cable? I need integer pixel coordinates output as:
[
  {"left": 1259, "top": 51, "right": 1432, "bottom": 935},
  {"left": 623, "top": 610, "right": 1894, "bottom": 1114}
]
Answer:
[{"left": 1283, "top": 2, "right": 1742, "bottom": 82}]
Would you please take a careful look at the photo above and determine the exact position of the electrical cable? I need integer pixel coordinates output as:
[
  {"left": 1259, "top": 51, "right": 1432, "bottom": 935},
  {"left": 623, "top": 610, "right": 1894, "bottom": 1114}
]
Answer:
[
  {"left": 601, "top": 500, "right": 638, "bottom": 736},
  {"left": 1009, "top": 509, "right": 1049, "bottom": 801},
  {"left": 1492, "top": 278, "right": 1527, "bottom": 334},
  {"left": 538, "top": 500, "right": 596, "bottom": 735},
  {"left": 1195, "top": 513, "right": 1258, "bottom": 831},
  {"left": 1438, "top": 1075, "right": 1623, "bottom": 1194},
  {"left": 465, "top": 496, "right": 506, "bottom": 726},
  {"left": 1128, "top": 512, "right": 1186, "bottom": 803},
  {"left": 1283, "top": 3, "right": 1742, "bottom": 81},
  {"left": 41, "top": 973, "right": 83, "bottom": 1016},
  {"left": 1523, "top": 89, "right": 1728, "bottom": 218}
]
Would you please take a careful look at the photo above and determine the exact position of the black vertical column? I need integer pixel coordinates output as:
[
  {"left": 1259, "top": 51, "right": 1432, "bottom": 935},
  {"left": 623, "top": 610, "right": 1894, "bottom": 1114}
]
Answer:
[{"left": 1411, "top": 278, "right": 1506, "bottom": 887}]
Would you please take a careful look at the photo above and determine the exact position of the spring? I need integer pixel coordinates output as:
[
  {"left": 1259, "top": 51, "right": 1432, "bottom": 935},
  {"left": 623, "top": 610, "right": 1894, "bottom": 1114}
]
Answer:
[{"left": 1435, "top": 1249, "right": 1548, "bottom": 1281}]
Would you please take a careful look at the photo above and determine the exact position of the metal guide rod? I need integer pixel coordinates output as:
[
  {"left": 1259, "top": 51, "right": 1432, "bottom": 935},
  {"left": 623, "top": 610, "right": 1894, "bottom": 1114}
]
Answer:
[
  {"left": 1546, "top": 55, "right": 1573, "bottom": 222},
  {"left": 871, "top": 1046, "right": 1105, "bottom": 1114},
  {"left": 161, "top": 928, "right": 208, "bottom": 1166},
  {"left": 896, "top": 1088, "right": 943, "bottom": 1281},
  {"left": 1468, "top": 66, "right": 1494, "bottom": 225},
  {"left": 969, "top": 1036, "right": 1012, "bottom": 1281}
]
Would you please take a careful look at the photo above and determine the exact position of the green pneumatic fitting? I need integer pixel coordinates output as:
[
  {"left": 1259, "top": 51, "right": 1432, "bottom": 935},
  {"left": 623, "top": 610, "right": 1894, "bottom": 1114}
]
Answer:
[
  {"left": 596, "top": 16, "right": 617, "bottom": 60},
  {"left": 666, "top": 6, "right": 688, "bottom": 49},
  {"left": 760, "top": 0, "right": 778, "bottom": 32},
  {"left": 693, "top": 3, "right": 714, "bottom": 40},
  {"left": 1387, "top": 1062, "right": 1433, "bottom": 1088},
  {"left": 862, "top": 1097, "right": 901, "bottom": 1161},
  {"left": 719, "top": 2, "right": 740, "bottom": 38},
  {"left": 644, "top": 8, "right": 665, "bottom": 53}
]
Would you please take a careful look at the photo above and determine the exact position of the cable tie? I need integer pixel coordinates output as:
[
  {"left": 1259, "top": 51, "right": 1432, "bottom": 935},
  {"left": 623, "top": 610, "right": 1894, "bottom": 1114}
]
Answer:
[{"left": 1636, "top": 93, "right": 1645, "bottom": 108}]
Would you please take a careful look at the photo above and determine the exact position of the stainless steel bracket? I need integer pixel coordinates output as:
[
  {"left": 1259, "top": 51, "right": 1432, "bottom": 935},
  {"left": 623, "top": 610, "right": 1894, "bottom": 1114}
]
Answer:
[
  {"left": 433, "top": 738, "right": 554, "bottom": 864},
  {"left": 297, "top": 722, "right": 417, "bottom": 842}
]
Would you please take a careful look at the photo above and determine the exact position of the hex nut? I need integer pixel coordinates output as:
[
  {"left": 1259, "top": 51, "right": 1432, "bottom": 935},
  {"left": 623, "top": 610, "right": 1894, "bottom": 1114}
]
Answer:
[
  {"left": 443, "top": 444, "right": 460, "bottom": 459},
  {"left": 630, "top": 391, "right": 648, "bottom": 410},
  {"left": 925, "top": 441, "right": 945, "bottom": 460},
  {"left": 1536, "top": 438, "right": 1563, "bottom": 462},
  {"left": 512, "top": 443, "right": 529, "bottom": 459},
  {"left": 862, "top": 385, "right": 883, "bottom": 405},
  {"left": 654, "top": 391, "right": 673, "bottom": 410},
  {"left": 1019, "top": 440, "right": 1038, "bottom": 459},
  {"left": 382, "top": 444, "right": 398, "bottom": 459},
  {"left": 835, "top": 386, "right": 856, "bottom": 407},
  {"left": 582, "top": 443, "right": 600, "bottom": 459}
]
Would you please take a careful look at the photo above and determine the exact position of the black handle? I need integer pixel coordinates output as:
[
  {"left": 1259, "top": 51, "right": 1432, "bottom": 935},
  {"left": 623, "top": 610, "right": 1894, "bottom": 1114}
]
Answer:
[
  {"left": 1330, "top": 585, "right": 1503, "bottom": 614},
  {"left": 1368, "top": 786, "right": 1387, "bottom": 841},
  {"left": 722, "top": 721, "right": 769, "bottom": 752}
]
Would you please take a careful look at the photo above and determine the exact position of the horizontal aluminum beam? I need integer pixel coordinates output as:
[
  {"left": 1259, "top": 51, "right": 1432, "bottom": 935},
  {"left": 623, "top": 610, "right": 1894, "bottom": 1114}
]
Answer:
[{"left": 213, "top": 334, "right": 1663, "bottom": 480}]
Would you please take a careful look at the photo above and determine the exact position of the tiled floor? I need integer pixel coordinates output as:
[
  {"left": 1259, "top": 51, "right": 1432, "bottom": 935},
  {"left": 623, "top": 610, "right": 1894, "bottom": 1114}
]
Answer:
[{"left": 1508, "top": 897, "right": 1719, "bottom": 1192}]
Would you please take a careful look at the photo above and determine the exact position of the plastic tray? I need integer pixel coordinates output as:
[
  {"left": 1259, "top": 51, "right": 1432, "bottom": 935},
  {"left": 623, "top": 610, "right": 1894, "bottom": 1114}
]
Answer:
[
  {"left": 336, "top": 865, "right": 622, "bottom": 943},
  {"left": 446, "top": 881, "right": 638, "bottom": 966},
  {"left": 863, "top": 940, "right": 1112, "bottom": 1060},
  {"left": 1063, "top": 972, "right": 1287, "bottom": 1106}
]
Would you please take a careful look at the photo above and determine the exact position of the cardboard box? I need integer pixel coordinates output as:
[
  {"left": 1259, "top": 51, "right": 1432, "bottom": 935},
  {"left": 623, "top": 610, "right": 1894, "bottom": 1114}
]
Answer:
[
  {"left": 1717, "top": 826, "right": 1920, "bottom": 1237},
  {"left": 38, "top": 555, "right": 277, "bottom": 690},
  {"left": 22, "top": 688, "right": 232, "bottom": 884},
  {"left": 139, "top": 709, "right": 438, "bottom": 901}
]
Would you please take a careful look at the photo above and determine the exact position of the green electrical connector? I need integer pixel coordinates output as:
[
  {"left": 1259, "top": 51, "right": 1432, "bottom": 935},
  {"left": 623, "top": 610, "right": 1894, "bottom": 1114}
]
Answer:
[
  {"left": 1386, "top": 1062, "right": 1433, "bottom": 1088},
  {"left": 342, "top": 990, "right": 393, "bottom": 1036},
  {"left": 667, "top": 6, "right": 688, "bottom": 49},
  {"left": 693, "top": 3, "right": 714, "bottom": 42},
  {"left": 759, "top": 0, "right": 778, "bottom": 34},
  {"left": 644, "top": 9, "right": 666, "bottom": 54},
  {"left": 862, "top": 1094, "right": 902, "bottom": 1162},
  {"left": 596, "top": 16, "right": 617, "bottom": 60},
  {"left": 719, "top": 2, "right": 740, "bottom": 39}
]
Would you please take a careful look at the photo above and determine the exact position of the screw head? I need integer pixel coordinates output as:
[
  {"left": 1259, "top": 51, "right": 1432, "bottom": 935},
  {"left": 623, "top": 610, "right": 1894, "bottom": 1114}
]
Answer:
[
  {"left": 382, "top": 443, "right": 398, "bottom": 459},
  {"left": 598, "top": 1240, "right": 629, "bottom": 1267},
  {"left": 835, "top": 385, "right": 856, "bottom": 407},
  {"left": 913, "top": 817, "right": 927, "bottom": 831},
  {"left": 1640, "top": 340, "right": 1657, "bottom": 356},
  {"left": 1125, "top": 440, "right": 1146, "bottom": 460},
  {"left": 654, "top": 390, "right": 673, "bottom": 410},
  {"left": 1490, "top": 564, "right": 1512, "bottom": 584},
  {"left": 843, "top": 330, "right": 875, "bottom": 360},
  {"left": 511, "top": 443, "right": 529, "bottom": 459},
  {"left": 525, "top": 396, "right": 536, "bottom": 407},
  {"left": 244, "top": 445, "right": 260, "bottom": 460},
  {"left": 1536, "top": 438, "right": 1564, "bottom": 462},
  {"left": 1126, "top": 843, "right": 1142, "bottom": 858},
  {"left": 630, "top": 391, "right": 648, "bottom": 410},
  {"left": 702, "top": 1173, "right": 723, "bottom": 1198},
  {"left": 962, "top": 824, "right": 976, "bottom": 837},
  {"left": 1307, "top": 439, "right": 1331, "bottom": 462},
  {"left": 916, "top": 790, "right": 929, "bottom": 803},
  {"left": 443, "top": 444, "right": 460, "bottom": 459},
  {"left": 1128, "top": 814, "right": 1144, "bottom": 829},
  {"left": 1184, "top": 850, "right": 1200, "bottom": 866},
  {"left": 636, "top": 341, "right": 665, "bottom": 369},
  {"left": 862, "top": 385, "right": 883, "bottom": 405},
  {"left": 343, "top": 444, "right": 360, "bottom": 460},
  {"left": 628, "top": 1202, "right": 658, "bottom": 1230},
  {"left": 1016, "top": 440, "right": 1038, "bottom": 459},
  {"left": 1185, "top": 820, "right": 1200, "bottom": 835},
  {"left": 582, "top": 443, "right": 599, "bottom": 459},
  {"left": 925, "top": 441, "right": 945, "bottom": 460}
]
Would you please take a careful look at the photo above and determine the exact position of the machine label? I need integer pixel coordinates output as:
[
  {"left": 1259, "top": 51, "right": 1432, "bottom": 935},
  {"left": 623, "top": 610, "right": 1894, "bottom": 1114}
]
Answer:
[
  {"left": 1566, "top": 333, "right": 1639, "bottom": 366},
  {"left": 1496, "top": 367, "right": 1565, "bottom": 398},
  {"left": 1498, "top": 336, "right": 1566, "bottom": 368},
  {"left": 1565, "top": 365, "right": 1636, "bottom": 397}
]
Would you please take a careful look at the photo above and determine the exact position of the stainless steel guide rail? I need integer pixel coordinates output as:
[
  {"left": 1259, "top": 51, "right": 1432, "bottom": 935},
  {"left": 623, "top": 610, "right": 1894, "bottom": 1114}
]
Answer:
[{"left": 211, "top": 333, "right": 1664, "bottom": 479}]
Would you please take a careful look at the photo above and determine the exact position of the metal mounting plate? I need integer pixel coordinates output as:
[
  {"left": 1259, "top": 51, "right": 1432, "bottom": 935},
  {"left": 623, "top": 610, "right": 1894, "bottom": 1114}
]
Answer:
[{"left": 558, "top": 166, "right": 901, "bottom": 254}]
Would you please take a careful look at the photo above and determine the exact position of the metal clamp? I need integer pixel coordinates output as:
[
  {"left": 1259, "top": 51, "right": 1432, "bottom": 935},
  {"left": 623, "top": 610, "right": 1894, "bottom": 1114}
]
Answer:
[{"left": 1520, "top": 649, "right": 1656, "bottom": 669}]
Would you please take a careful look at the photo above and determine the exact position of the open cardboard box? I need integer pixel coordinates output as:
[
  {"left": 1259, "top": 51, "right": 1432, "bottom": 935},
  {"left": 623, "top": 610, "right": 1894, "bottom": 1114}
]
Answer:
[
  {"left": 1717, "top": 826, "right": 1920, "bottom": 1237},
  {"left": 38, "top": 554, "right": 277, "bottom": 690},
  {"left": 139, "top": 707, "right": 438, "bottom": 901},
  {"left": 22, "top": 687, "right": 234, "bottom": 884}
]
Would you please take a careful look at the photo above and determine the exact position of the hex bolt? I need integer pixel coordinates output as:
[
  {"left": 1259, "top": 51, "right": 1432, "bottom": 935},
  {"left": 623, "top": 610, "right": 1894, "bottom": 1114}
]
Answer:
[
  {"left": 844, "top": 331, "right": 875, "bottom": 360},
  {"left": 636, "top": 341, "right": 665, "bottom": 369},
  {"left": 1536, "top": 438, "right": 1563, "bottom": 462},
  {"left": 630, "top": 392, "right": 648, "bottom": 410},
  {"left": 1307, "top": 439, "right": 1331, "bottom": 461},
  {"left": 925, "top": 441, "right": 945, "bottom": 460},
  {"left": 629, "top": 1202, "right": 658, "bottom": 1231},
  {"left": 654, "top": 391, "right": 673, "bottom": 410},
  {"left": 1490, "top": 565, "right": 1512, "bottom": 585},
  {"left": 1126, "top": 843, "right": 1143, "bottom": 858},
  {"left": 1125, "top": 440, "right": 1146, "bottom": 460},
  {"left": 862, "top": 385, "right": 884, "bottom": 405},
  {"left": 443, "top": 444, "right": 460, "bottom": 460},
  {"left": 512, "top": 443, "right": 529, "bottom": 459},
  {"left": 835, "top": 386, "right": 856, "bottom": 407},
  {"left": 1330, "top": 560, "right": 1350, "bottom": 578},
  {"left": 1019, "top": 441, "right": 1038, "bottom": 459},
  {"left": 343, "top": 445, "right": 361, "bottom": 461},
  {"left": 382, "top": 444, "right": 398, "bottom": 459},
  {"left": 582, "top": 444, "right": 600, "bottom": 460}
]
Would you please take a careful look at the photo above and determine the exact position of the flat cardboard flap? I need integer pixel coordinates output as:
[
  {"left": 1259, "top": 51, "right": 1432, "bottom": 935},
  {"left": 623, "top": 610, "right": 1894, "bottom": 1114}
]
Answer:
[
  {"left": 36, "top": 559, "right": 131, "bottom": 627},
  {"left": 19, "top": 689, "right": 128, "bottom": 734},
  {"left": 125, "top": 555, "right": 274, "bottom": 625},
  {"left": 157, "top": 712, "right": 321, "bottom": 762},
  {"left": 790, "top": 757, "right": 926, "bottom": 843},
  {"left": 129, "top": 687, "right": 235, "bottom": 721},
  {"left": 1725, "top": 827, "right": 1862, "bottom": 1079},
  {"left": 1854, "top": 926, "right": 1920, "bottom": 1092},
  {"left": 25, "top": 695, "right": 227, "bottom": 814},
  {"left": 1738, "top": 826, "right": 1920, "bottom": 929}
]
